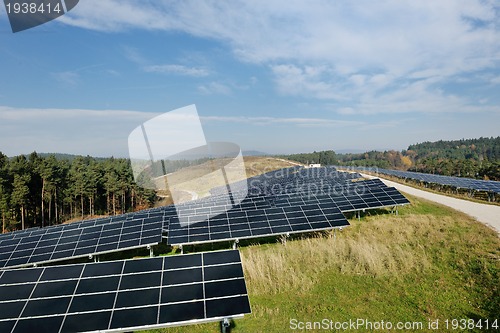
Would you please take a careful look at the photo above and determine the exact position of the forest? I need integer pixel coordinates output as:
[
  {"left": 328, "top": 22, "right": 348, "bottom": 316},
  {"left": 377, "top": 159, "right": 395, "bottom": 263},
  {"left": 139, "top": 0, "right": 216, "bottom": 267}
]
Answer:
[
  {"left": 281, "top": 137, "right": 500, "bottom": 181},
  {"left": 0, "top": 152, "right": 156, "bottom": 233}
]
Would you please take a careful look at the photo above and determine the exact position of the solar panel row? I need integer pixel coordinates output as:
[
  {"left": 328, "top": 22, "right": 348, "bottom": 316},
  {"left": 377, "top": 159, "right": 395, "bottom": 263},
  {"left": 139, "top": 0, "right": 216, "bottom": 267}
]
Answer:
[
  {"left": 0, "top": 250, "right": 251, "bottom": 333},
  {"left": 169, "top": 177, "right": 396, "bottom": 222},
  {"left": 272, "top": 186, "right": 409, "bottom": 212},
  {"left": 167, "top": 202, "right": 349, "bottom": 246},
  {"left": 343, "top": 166, "right": 500, "bottom": 194},
  {"left": 0, "top": 217, "right": 163, "bottom": 270},
  {"left": 209, "top": 166, "right": 361, "bottom": 197},
  {"left": 244, "top": 172, "right": 363, "bottom": 196},
  {"left": 0, "top": 166, "right": 409, "bottom": 271},
  {"left": 175, "top": 195, "right": 271, "bottom": 216},
  {"left": 0, "top": 210, "right": 166, "bottom": 242}
]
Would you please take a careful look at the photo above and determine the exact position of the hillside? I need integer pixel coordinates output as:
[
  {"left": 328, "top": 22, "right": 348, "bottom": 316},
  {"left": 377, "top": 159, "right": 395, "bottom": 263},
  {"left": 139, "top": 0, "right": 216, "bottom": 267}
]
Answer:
[
  {"left": 280, "top": 136, "right": 500, "bottom": 181},
  {"left": 408, "top": 137, "right": 500, "bottom": 161}
]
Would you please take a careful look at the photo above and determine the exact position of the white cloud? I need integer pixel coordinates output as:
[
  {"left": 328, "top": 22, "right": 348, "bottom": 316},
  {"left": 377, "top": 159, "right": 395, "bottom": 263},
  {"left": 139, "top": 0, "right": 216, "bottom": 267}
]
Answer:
[
  {"left": 198, "top": 82, "right": 232, "bottom": 95},
  {"left": 271, "top": 64, "right": 347, "bottom": 100},
  {"left": 201, "top": 115, "right": 362, "bottom": 128},
  {"left": 0, "top": 106, "right": 158, "bottom": 157},
  {"left": 491, "top": 76, "right": 500, "bottom": 85},
  {"left": 61, "top": 1, "right": 499, "bottom": 67},
  {"left": 59, "top": 1, "right": 500, "bottom": 114},
  {"left": 144, "top": 64, "right": 209, "bottom": 77}
]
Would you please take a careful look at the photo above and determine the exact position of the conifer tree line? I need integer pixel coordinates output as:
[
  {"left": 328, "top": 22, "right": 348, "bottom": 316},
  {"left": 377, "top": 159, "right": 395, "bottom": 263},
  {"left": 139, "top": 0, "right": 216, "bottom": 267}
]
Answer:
[{"left": 0, "top": 152, "right": 157, "bottom": 233}]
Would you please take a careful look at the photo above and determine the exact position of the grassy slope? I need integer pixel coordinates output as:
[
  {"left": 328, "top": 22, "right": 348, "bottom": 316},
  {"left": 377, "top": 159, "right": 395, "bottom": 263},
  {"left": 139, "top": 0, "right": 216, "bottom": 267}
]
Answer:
[
  {"left": 147, "top": 195, "right": 499, "bottom": 333},
  {"left": 155, "top": 157, "right": 296, "bottom": 206}
]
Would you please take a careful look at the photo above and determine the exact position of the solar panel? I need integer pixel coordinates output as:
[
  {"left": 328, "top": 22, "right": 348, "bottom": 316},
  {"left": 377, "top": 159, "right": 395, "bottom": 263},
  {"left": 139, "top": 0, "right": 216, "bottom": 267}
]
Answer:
[
  {"left": 167, "top": 202, "right": 349, "bottom": 246},
  {"left": 0, "top": 249, "right": 250, "bottom": 333},
  {"left": 0, "top": 209, "right": 166, "bottom": 243},
  {"left": 271, "top": 186, "right": 410, "bottom": 212},
  {"left": 0, "top": 215, "right": 165, "bottom": 270},
  {"left": 343, "top": 166, "right": 500, "bottom": 194},
  {"left": 209, "top": 166, "right": 362, "bottom": 197},
  {"left": 175, "top": 195, "right": 271, "bottom": 217}
]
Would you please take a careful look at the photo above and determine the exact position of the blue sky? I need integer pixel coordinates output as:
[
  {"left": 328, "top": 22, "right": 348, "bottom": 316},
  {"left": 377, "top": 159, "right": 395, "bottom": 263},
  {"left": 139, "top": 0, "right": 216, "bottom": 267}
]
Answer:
[{"left": 0, "top": 0, "right": 499, "bottom": 157}]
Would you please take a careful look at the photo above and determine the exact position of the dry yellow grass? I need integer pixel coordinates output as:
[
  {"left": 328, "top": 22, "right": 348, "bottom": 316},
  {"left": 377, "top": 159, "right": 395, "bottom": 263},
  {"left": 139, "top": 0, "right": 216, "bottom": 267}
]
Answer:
[
  {"left": 240, "top": 200, "right": 500, "bottom": 297},
  {"left": 155, "top": 156, "right": 297, "bottom": 206}
]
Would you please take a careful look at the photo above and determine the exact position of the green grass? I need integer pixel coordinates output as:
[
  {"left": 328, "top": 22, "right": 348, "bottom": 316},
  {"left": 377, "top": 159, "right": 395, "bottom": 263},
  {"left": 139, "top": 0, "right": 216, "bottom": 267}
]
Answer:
[{"left": 144, "top": 195, "right": 500, "bottom": 333}]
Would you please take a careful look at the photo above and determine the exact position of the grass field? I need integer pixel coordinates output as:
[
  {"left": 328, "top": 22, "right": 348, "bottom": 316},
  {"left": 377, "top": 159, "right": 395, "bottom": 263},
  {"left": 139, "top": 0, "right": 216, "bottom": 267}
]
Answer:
[{"left": 145, "top": 194, "right": 499, "bottom": 333}]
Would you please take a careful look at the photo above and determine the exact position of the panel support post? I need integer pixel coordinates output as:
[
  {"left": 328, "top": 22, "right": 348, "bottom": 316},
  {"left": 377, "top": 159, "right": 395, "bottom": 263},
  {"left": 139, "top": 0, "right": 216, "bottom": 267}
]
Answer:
[
  {"left": 280, "top": 233, "right": 290, "bottom": 245},
  {"left": 221, "top": 318, "right": 231, "bottom": 333},
  {"left": 148, "top": 245, "right": 153, "bottom": 258},
  {"left": 179, "top": 245, "right": 183, "bottom": 254},
  {"left": 233, "top": 239, "right": 239, "bottom": 250}
]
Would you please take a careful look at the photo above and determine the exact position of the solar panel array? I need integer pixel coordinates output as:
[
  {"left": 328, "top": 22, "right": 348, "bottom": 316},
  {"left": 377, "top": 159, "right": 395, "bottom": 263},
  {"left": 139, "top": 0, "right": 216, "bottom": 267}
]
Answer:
[
  {"left": 271, "top": 186, "right": 409, "bottom": 212},
  {"left": 167, "top": 203, "right": 349, "bottom": 245},
  {"left": 210, "top": 165, "right": 363, "bottom": 197},
  {"left": 0, "top": 249, "right": 250, "bottom": 333},
  {"left": 165, "top": 166, "right": 409, "bottom": 246},
  {"left": 1, "top": 166, "right": 410, "bottom": 270},
  {"left": 0, "top": 165, "right": 412, "bottom": 332},
  {"left": 342, "top": 166, "right": 500, "bottom": 194},
  {"left": 0, "top": 209, "right": 166, "bottom": 242},
  {"left": 0, "top": 214, "right": 164, "bottom": 270}
]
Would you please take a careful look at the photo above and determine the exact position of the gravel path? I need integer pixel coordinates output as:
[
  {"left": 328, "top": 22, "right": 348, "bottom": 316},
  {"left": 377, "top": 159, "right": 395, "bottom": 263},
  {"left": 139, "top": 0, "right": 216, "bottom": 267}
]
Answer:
[{"left": 360, "top": 173, "right": 500, "bottom": 235}]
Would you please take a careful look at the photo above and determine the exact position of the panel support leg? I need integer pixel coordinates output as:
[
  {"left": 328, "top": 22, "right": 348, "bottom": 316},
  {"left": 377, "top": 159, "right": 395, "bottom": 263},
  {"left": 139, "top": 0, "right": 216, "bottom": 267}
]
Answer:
[
  {"left": 179, "top": 245, "right": 183, "bottom": 254},
  {"left": 280, "top": 233, "right": 290, "bottom": 245},
  {"left": 221, "top": 318, "right": 231, "bottom": 333},
  {"left": 233, "top": 239, "right": 239, "bottom": 250},
  {"left": 148, "top": 245, "right": 154, "bottom": 258}
]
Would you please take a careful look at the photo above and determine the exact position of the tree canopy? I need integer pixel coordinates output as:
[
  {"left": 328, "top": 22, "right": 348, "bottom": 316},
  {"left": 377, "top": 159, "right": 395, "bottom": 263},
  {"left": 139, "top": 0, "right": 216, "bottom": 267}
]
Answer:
[
  {"left": 0, "top": 152, "right": 156, "bottom": 233},
  {"left": 280, "top": 136, "right": 500, "bottom": 181}
]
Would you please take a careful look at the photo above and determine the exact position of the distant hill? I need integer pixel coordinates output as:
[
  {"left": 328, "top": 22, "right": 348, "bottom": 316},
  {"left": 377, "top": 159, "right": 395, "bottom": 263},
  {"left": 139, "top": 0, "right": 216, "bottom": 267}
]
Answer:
[
  {"left": 37, "top": 153, "right": 110, "bottom": 161},
  {"left": 243, "top": 150, "right": 269, "bottom": 156},
  {"left": 280, "top": 136, "right": 500, "bottom": 181},
  {"left": 407, "top": 137, "right": 500, "bottom": 161}
]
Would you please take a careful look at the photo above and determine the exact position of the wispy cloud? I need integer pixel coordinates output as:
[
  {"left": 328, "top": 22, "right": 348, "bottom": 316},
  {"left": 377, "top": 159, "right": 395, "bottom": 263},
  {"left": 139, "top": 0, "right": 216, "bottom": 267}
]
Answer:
[
  {"left": 50, "top": 63, "right": 105, "bottom": 86},
  {"left": 51, "top": 71, "right": 80, "bottom": 86},
  {"left": 144, "top": 64, "right": 209, "bottom": 77},
  {"left": 201, "top": 115, "right": 362, "bottom": 128},
  {"left": 198, "top": 82, "right": 232, "bottom": 95},
  {"left": 0, "top": 106, "right": 158, "bottom": 156},
  {"left": 123, "top": 45, "right": 148, "bottom": 65},
  {"left": 59, "top": 0, "right": 499, "bottom": 115}
]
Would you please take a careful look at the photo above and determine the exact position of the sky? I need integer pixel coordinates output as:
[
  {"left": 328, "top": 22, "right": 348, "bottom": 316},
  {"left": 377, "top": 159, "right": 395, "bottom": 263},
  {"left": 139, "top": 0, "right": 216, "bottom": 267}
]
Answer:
[{"left": 0, "top": 0, "right": 499, "bottom": 157}]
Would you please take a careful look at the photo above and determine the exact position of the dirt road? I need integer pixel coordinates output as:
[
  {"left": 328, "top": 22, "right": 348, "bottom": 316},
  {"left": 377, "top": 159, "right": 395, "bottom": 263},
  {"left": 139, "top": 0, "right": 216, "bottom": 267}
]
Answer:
[{"left": 360, "top": 173, "right": 500, "bottom": 235}]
